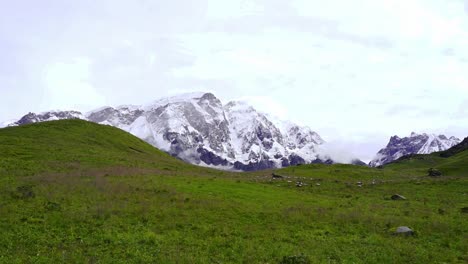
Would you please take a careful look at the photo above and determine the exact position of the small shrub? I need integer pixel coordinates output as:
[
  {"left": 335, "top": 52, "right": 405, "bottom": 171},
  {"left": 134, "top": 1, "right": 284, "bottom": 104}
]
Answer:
[
  {"left": 280, "top": 253, "right": 311, "bottom": 264},
  {"left": 44, "top": 201, "right": 61, "bottom": 211},
  {"left": 12, "top": 185, "right": 35, "bottom": 199}
]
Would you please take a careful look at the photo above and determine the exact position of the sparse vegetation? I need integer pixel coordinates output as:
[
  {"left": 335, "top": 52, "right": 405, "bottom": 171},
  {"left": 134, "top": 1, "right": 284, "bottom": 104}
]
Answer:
[{"left": 0, "top": 120, "right": 467, "bottom": 263}]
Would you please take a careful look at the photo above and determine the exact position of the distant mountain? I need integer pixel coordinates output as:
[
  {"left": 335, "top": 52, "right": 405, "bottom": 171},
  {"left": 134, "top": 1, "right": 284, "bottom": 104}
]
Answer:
[
  {"left": 370, "top": 132, "right": 461, "bottom": 167},
  {"left": 8, "top": 111, "right": 85, "bottom": 126},
  {"left": 5, "top": 92, "right": 353, "bottom": 171},
  {"left": 439, "top": 137, "right": 468, "bottom": 158}
]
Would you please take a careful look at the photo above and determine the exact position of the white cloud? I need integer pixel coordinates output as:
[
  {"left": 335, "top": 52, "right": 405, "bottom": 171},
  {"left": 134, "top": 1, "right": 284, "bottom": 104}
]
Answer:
[{"left": 42, "top": 58, "right": 107, "bottom": 110}]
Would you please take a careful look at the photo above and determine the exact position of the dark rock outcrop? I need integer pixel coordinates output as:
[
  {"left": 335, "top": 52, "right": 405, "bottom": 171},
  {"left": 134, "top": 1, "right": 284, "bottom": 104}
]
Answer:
[
  {"left": 428, "top": 168, "right": 442, "bottom": 177},
  {"left": 197, "top": 147, "right": 229, "bottom": 166},
  {"left": 391, "top": 194, "right": 407, "bottom": 200}
]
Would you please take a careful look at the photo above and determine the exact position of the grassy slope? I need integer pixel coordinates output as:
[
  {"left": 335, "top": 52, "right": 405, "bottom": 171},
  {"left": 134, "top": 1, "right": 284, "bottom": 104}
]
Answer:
[
  {"left": 385, "top": 143, "right": 468, "bottom": 177},
  {"left": 0, "top": 120, "right": 467, "bottom": 263}
]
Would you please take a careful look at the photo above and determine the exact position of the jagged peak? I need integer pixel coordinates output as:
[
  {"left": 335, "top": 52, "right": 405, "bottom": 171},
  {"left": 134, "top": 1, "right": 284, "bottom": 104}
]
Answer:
[
  {"left": 199, "top": 92, "right": 218, "bottom": 101},
  {"left": 144, "top": 92, "right": 208, "bottom": 110},
  {"left": 370, "top": 132, "right": 461, "bottom": 167},
  {"left": 224, "top": 100, "right": 256, "bottom": 112}
]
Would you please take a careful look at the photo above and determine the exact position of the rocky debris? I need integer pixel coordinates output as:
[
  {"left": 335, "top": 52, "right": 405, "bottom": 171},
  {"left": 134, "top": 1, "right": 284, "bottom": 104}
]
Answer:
[
  {"left": 272, "top": 173, "right": 284, "bottom": 179},
  {"left": 391, "top": 194, "right": 407, "bottom": 200},
  {"left": 315, "top": 183, "right": 321, "bottom": 186},
  {"left": 296, "top": 182, "right": 304, "bottom": 187},
  {"left": 395, "top": 226, "right": 414, "bottom": 236},
  {"left": 428, "top": 168, "right": 442, "bottom": 177},
  {"left": 356, "top": 181, "right": 363, "bottom": 187}
]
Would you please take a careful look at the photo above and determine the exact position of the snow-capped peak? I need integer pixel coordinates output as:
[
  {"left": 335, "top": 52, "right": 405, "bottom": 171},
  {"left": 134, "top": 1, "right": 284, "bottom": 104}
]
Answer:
[
  {"left": 6, "top": 110, "right": 85, "bottom": 127},
  {"left": 370, "top": 133, "right": 461, "bottom": 166}
]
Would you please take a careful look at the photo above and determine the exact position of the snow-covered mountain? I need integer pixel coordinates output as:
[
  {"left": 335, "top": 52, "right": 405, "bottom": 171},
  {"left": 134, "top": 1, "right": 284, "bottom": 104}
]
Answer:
[
  {"left": 4, "top": 92, "right": 345, "bottom": 170},
  {"left": 8, "top": 110, "right": 85, "bottom": 126},
  {"left": 369, "top": 132, "right": 461, "bottom": 167}
]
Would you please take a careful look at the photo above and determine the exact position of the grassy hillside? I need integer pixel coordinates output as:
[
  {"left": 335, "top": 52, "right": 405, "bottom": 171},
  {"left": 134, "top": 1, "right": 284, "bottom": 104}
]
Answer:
[
  {"left": 0, "top": 119, "right": 207, "bottom": 176},
  {"left": 0, "top": 120, "right": 467, "bottom": 263}
]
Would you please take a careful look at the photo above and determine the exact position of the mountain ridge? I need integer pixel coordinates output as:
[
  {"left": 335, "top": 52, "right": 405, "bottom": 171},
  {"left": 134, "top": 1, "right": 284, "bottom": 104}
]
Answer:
[
  {"left": 4, "top": 92, "right": 345, "bottom": 171},
  {"left": 370, "top": 132, "right": 461, "bottom": 167}
]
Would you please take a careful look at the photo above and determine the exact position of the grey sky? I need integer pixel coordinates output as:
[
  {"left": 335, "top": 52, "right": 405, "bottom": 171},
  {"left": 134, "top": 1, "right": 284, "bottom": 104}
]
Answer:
[{"left": 1, "top": 0, "right": 467, "bottom": 161}]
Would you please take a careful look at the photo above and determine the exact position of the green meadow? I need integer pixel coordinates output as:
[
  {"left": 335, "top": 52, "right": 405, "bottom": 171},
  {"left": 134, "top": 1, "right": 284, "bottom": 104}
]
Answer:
[{"left": 0, "top": 120, "right": 466, "bottom": 263}]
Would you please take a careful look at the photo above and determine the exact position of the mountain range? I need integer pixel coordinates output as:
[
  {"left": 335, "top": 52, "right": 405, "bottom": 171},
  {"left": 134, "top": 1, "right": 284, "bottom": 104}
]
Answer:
[
  {"left": 2, "top": 92, "right": 461, "bottom": 170},
  {"left": 3, "top": 93, "right": 340, "bottom": 170}
]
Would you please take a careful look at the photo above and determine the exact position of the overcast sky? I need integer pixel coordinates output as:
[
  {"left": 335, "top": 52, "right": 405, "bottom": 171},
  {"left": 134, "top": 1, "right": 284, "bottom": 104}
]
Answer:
[{"left": 1, "top": 0, "right": 468, "bottom": 161}]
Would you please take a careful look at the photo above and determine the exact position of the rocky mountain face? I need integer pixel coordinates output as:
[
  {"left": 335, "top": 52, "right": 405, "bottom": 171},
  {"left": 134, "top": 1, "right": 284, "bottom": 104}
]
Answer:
[
  {"left": 9, "top": 111, "right": 85, "bottom": 126},
  {"left": 4, "top": 93, "right": 336, "bottom": 171},
  {"left": 369, "top": 132, "right": 461, "bottom": 167}
]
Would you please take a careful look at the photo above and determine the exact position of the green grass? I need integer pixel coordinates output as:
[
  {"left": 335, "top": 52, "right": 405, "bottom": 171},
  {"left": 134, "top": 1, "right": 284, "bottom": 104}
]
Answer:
[{"left": 0, "top": 120, "right": 467, "bottom": 263}]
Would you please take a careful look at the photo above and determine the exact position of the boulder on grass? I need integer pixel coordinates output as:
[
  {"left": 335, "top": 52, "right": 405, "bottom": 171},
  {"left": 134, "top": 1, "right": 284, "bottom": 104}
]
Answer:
[
  {"left": 428, "top": 168, "right": 442, "bottom": 177},
  {"left": 391, "top": 194, "right": 407, "bottom": 200},
  {"left": 272, "top": 173, "right": 284, "bottom": 179},
  {"left": 395, "top": 226, "right": 414, "bottom": 236}
]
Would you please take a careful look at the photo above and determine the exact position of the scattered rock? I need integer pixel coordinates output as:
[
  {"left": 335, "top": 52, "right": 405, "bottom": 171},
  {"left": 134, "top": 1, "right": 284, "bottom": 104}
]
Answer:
[
  {"left": 296, "top": 182, "right": 303, "bottom": 187},
  {"left": 395, "top": 226, "right": 414, "bottom": 236},
  {"left": 272, "top": 173, "right": 284, "bottom": 179},
  {"left": 391, "top": 194, "right": 407, "bottom": 200},
  {"left": 316, "top": 183, "right": 321, "bottom": 186},
  {"left": 428, "top": 168, "right": 442, "bottom": 177}
]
